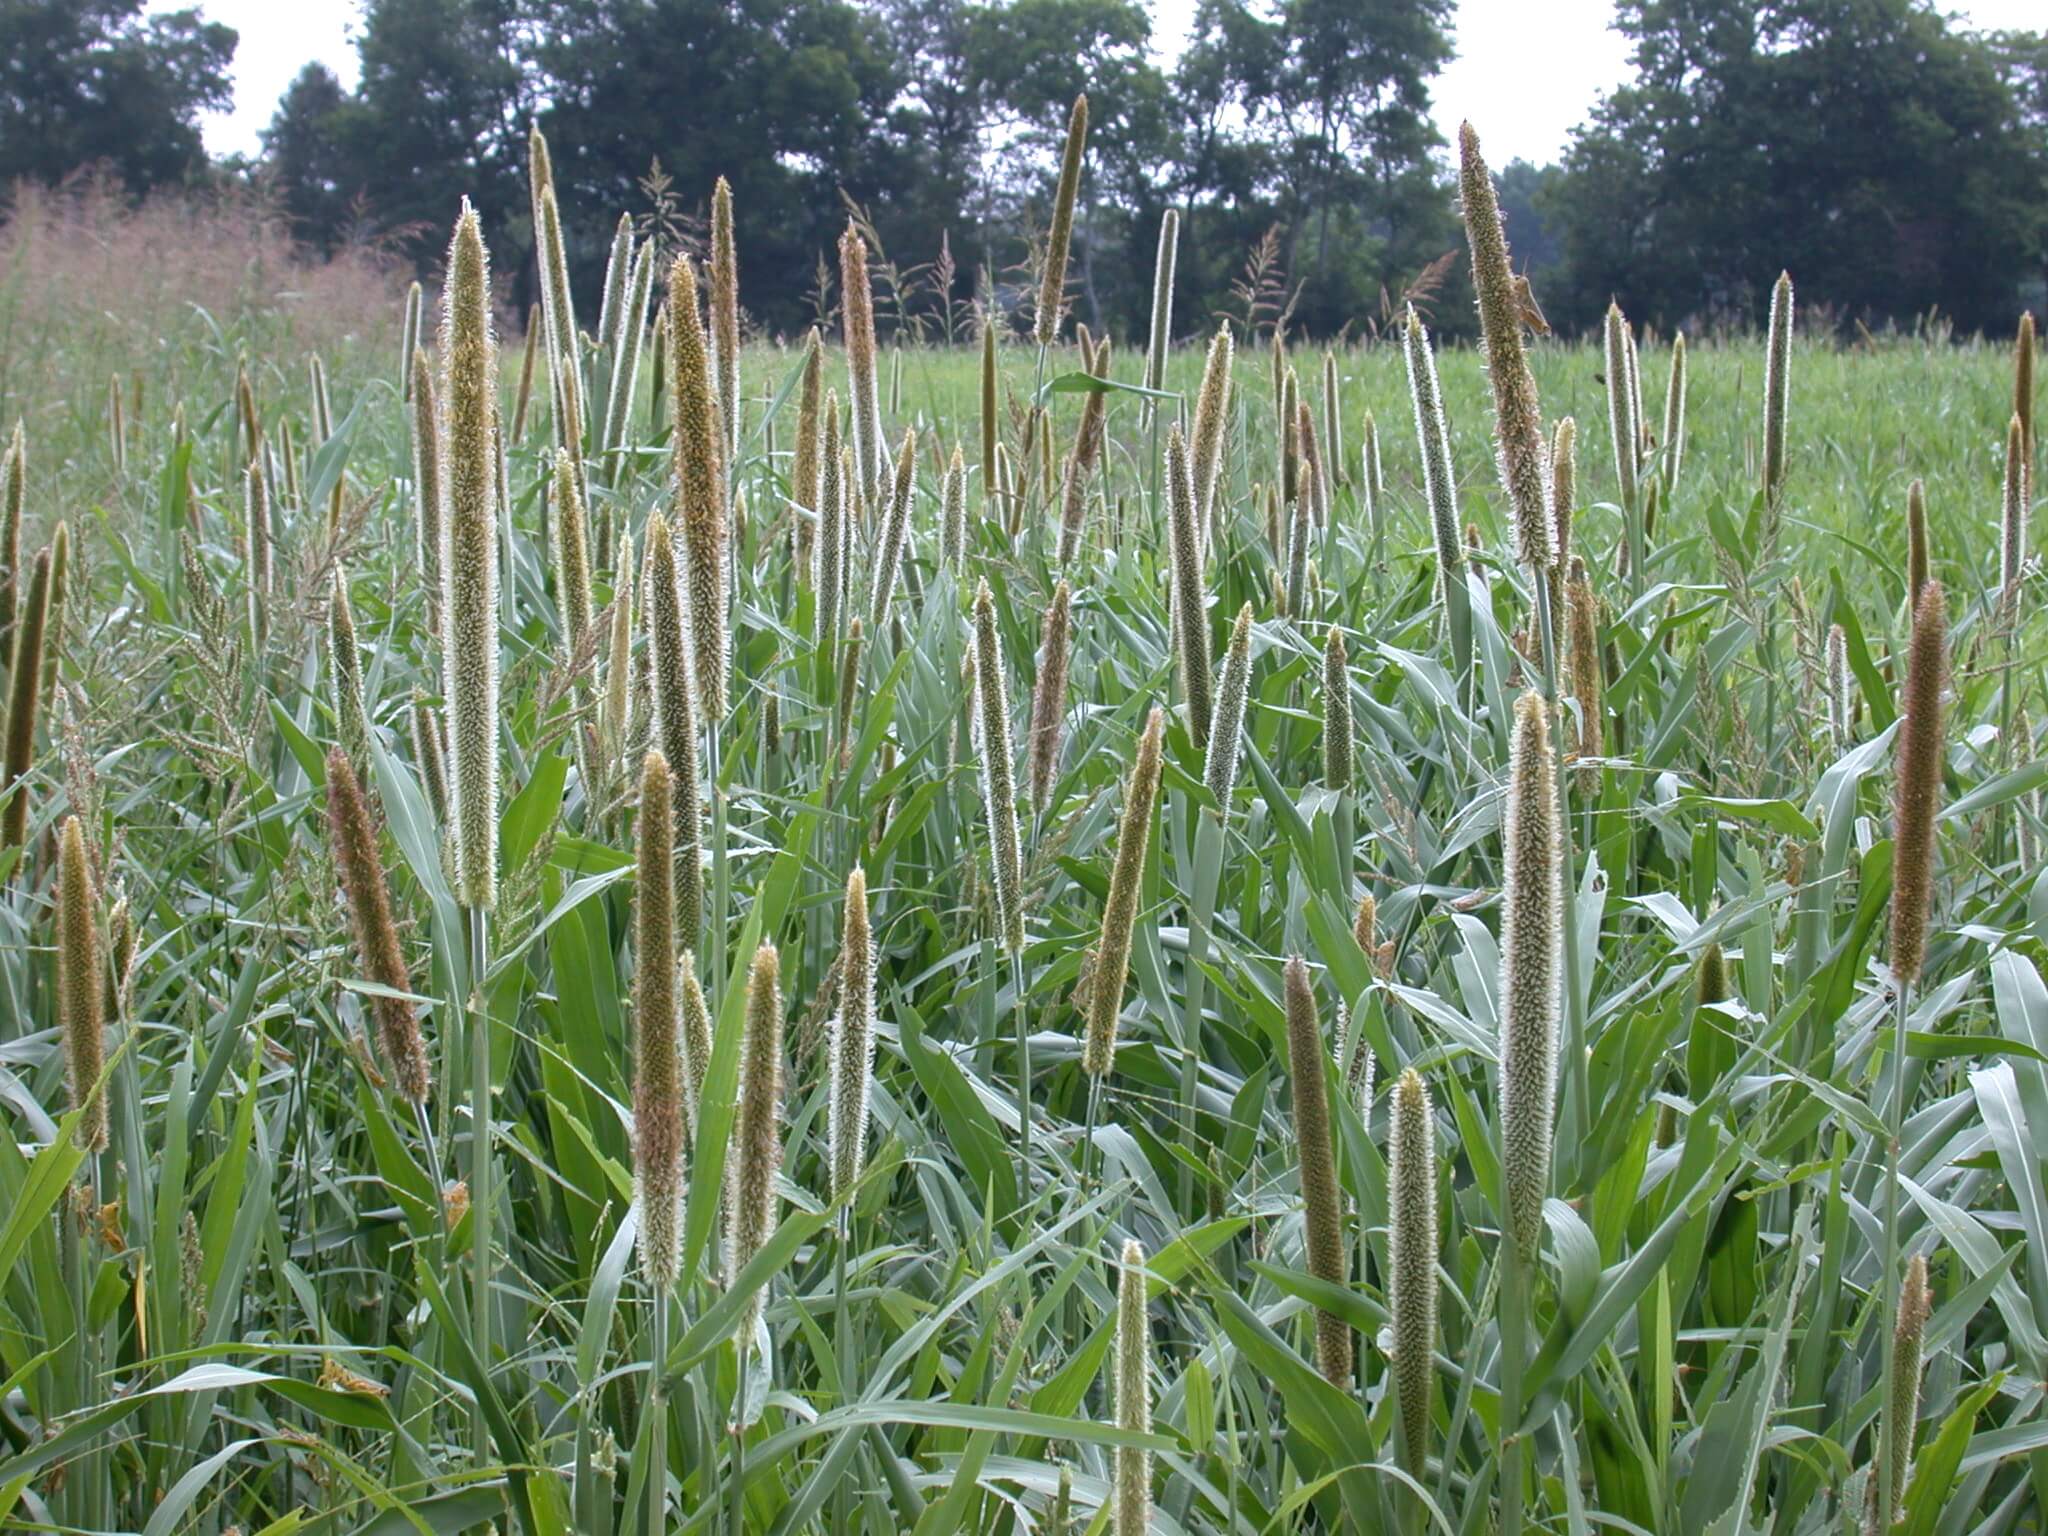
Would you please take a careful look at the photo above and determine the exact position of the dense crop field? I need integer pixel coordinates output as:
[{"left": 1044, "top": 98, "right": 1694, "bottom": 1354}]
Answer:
[{"left": 0, "top": 125, "right": 2043, "bottom": 1536}]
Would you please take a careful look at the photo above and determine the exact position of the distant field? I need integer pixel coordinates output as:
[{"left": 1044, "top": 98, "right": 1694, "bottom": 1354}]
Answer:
[{"left": 0, "top": 178, "right": 2042, "bottom": 1536}]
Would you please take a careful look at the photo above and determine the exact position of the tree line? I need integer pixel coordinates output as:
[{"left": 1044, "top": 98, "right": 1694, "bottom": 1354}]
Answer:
[{"left": 5, "top": 0, "right": 2045, "bottom": 341}]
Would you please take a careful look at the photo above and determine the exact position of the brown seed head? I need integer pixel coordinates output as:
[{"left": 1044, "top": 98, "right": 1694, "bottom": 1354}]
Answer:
[
  {"left": 1890, "top": 582, "right": 1947, "bottom": 986},
  {"left": 328, "top": 750, "right": 430, "bottom": 1105}
]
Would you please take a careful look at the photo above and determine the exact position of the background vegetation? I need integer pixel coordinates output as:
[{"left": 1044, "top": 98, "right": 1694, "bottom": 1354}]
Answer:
[
  {"left": 0, "top": 104, "right": 2043, "bottom": 1532},
  {"left": 3, "top": 0, "right": 2046, "bottom": 342}
]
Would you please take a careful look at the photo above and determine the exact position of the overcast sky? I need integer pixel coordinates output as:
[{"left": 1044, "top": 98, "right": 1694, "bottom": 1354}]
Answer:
[{"left": 165, "top": 0, "right": 2042, "bottom": 169}]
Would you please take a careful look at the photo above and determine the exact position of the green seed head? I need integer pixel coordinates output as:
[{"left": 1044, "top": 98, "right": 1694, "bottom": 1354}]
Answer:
[
  {"left": 869, "top": 428, "right": 918, "bottom": 631},
  {"left": 410, "top": 692, "right": 449, "bottom": 823},
  {"left": 1036, "top": 94, "right": 1088, "bottom": 347},
  {"left": 1284, "top": 954, "right": 1351, "bottom": 1385},
  {"left": 1404, "top": 306, "right": 1464, "bottom": 597},
  {"left": 1144, "top": 208, "right": 1179, "bottom": 395},
  {"left": 1026, "top": 579, "right": 1074, "bottom": 813},
  {"left": 1322, "top": 625, "right": 1352, "bottom": 790},
  {"left": 941, "top": 444, "right": 968, "bottom": 569},
  {"left": 1191, "top": 327, "right": 1235, "bottom": 545},
  {"left": 1604, "top": 304, "right": 1639, "bottom": 517},
  {"left": 1906, "top": 478, "right": 1930, "bottom": 603},
  {"left": 972, "top": 580, "right": 1026, "bottom": 953},
  {"left": 2, "top": 544, "right": 52, "bottom": 848},
  {"left": 1112, "top": 1236, "right": 1151, "bottom": 1536},
  {"left": 1500, "top": 689, "right": 1560, "bottom": 1262},
  {"left": 734, "top": 941, "right": 785, "bottom": 1338},
  {"left": 668, "top": 255, "right": 729, "bottom": 722},
  {"left": 1564, "top": 557, "right": 1603, "bottom": 788},
  {"left": 633, "top": 751, "right": 684, "bottom": 1291},
  {"left": 1663, "top": 333, "right": 1687, "bottom": 493},
  {"left": 1763, "top": 270, "right": 1794, "bottom": 511},
  {"left": 1203, "top": 603, "right": 1255, "bottom": 813},
  {"left": 1167, "top": 425, "right": 1212, "bottom": 748},
  {"left": 2002, "top": 413, "right": 2027, "bottom": 622},
  {"left": 411, "top": 348, "right": 442, "bottom": 594},
  {"left": 833, "top": 866, "right": 875, "bottom": 1203},
  {"left": 1083, "top": 707, "right": 1165, "bottom": 1074},
  {"left": 710, "top": 177, "right": 741, "bottom": 457},
  {"left": 1551, "top": 417, "right": 1577, "bottom": 571},
  {"left": 1879, "top": 1251, "right": 1932, "bottom": 1524},
  {"left": 1459, "top": 123, "right": 1551, "bottom": 570},
  {"left": 815, "top": 398, "right": 845, "bottom": 645},
  {"left": 1389, "top": 1067, "right": 1438, "bottom": 1486},
  {"left": 839, "top": 225, "right": 884, "bottom": 507},
  {"left": 553, "top": 450, "right": 594, "bottom": 662},
  {"left": 439, "top": 201, "right": 500, "bottom": 911},
  {"left": 57, "top": 814, "right": 106, "bottom": 1152},
  {"left": 794, "top": 328, "right": 824, "bottom": 519},
  {"left": 644, "top": 512, "right": 704, "bottom": 940},
  {"left": 329, "top": 571, "right": 371, "bottom": 769}
]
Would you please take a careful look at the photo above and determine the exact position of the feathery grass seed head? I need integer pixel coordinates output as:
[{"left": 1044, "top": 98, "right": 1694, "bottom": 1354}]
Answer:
[
  {"left": 1389, "top": 1067, "right": 1437, "bottom": 1484},
  {"left": 1027, "top": 579, "right": 1074, "bottom": 813},
  {"left": 1203, "top": 603, "right": 1255, "bottom": 813},
  {"left": 1322, "top": 625, "right": 1351, "bottom": 790},
  {"left": 327, "top": 750, "right": 430, "bottom": 1105},
  {"left": 1500, "top": 690, "right": 1560, "bottom": 1262},
  {"left": 972, "top": 582, "right": 1026, "bottom": 951},
  {"left": 633, "top": 751, "right": 684, "bottom": 1290},
  {"left": 1890, "top": 582, "right": 1947, "bottom": 986},
  {"left": 1284, "top": 955, "right": 1351, "bottom": 1384},
  {"left": 1167, "top": 425, "right": 1212, "bottom": 747},
  {"left": 1459, "top": 124, "right": 1551, "bottom": 568},
  {"left": 1083, "top": 707, "right": 1165, "bottom": 1074},
  {"left": 833, "top": 867, "right": 875, "bottom": 1202},
  {"left": 1036, "top": 95, "right": 1089, "bottom": 346},
  {"left": 667, "top": 255, "right": 729, "bottom": 720},
  {"left": 1113, "top": 1236, "right": 1151, "bottom": 1536},
  {"left": 1763, "top": 270, "right": 1794, "bottom": 512},
  {"left": 439, "top": 201, "right": 500, "bottom": 911},
  {"left": 57, "top": 815, "right": 106, "bottom": 1151},
  {"left": 734, "top": 941, "right": 785, "bottom": 1335}
]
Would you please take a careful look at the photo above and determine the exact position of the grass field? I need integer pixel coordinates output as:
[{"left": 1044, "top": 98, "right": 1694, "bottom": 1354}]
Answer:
[{"left": 0, "top": 163, "right": 2044, "bottom": 1536}]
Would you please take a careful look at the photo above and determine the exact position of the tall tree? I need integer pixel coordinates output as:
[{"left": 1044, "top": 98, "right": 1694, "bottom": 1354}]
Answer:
[
  {"left": 339, "top": 0, "right": 529, "bottom": 267},
  {"left": 1165, "top": 0, "right": 1455, "bottom": 338},
  {"left": 1547, "top": 0, "right": 2048, "bottom": 332},
  {"left": 0, "top": 0, "right": 234, "bottom": 192},
  {"left": 529, "top": 0, "right": 900, "bottom": 334},
  {"left": 264, "top": 63, "right": 358, "bottom": 254}
]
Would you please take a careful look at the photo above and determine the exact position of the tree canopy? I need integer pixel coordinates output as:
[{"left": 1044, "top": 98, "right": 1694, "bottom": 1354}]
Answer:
[
  {"left": 4, "top": 0, "right": 2044, "bottom": 339},
  {"left": 0, "top": 0, "right": 234, "bottom": 191}
]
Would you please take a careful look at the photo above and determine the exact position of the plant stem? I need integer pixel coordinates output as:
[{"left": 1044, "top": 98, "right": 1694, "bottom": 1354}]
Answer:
[
  {"left": 1876, "top": 980, "right": 1910, "bottom": 1533},
  {"left": 1500, "top": 1249, "right": 1529, "bottom": 1536},
  {"left": 1011, "top": 947, "right": 1032, "bottom": 1187},
  {"left": 1179, "top": 809, "right": 1224, "bottom": 1214},
  {"left": 710, "top": 717, "right": 728, "bottom": 995},
  {"left": 1529, "top": 562, "right": 1591, "bottom": 1176},
  {"left": 833, "top": 1212, "right": 854, "bottom": 1536},
  {"left": 648, "top": 1289, "right": 670, "bottom": 1536},
  {"left": 729, "top": 1399, "right": 748, "bottom": 1536},
  {"left": 466, "top": 901, "right": 493, "bottom": 1462}
]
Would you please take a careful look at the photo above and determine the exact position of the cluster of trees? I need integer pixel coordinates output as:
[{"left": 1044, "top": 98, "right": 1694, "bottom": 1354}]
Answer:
[{"left": 4, "top": 0, "right": 2045, "bottom": 340}]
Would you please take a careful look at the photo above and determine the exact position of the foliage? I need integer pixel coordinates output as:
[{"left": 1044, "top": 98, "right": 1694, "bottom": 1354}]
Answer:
[
  {"left": 0, "top": 0, "right": 234, "bottom": 192},
  {"left": 1543, "top": 0, "right": 2048, "bottom": 332},
  {"left": 0, "top": 165, "right": 2045, "bottom": 1533}
]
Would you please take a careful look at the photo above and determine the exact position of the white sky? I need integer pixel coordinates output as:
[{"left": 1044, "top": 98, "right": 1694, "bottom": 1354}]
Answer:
[{"left": 167, "top": 0, "right": 2042, "bottom": 168}]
